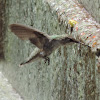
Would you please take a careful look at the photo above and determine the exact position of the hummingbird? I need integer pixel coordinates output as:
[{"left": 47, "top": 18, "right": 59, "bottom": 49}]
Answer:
[{"left": 9, "top": 23, "right": 82, "bottom": 67}]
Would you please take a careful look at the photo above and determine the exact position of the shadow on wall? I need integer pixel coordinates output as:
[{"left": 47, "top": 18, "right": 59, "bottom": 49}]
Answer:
[
  {"left": 0, "top": 22, "right": 4, "bottom": 60},
  {"left": 0, "top": 0, "right": 5, "bottom": 60}
]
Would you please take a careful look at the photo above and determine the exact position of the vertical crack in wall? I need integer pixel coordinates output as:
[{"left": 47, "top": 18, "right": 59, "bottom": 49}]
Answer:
[{"left": 0, "top": 0, "right": 6, "bottom": 60}]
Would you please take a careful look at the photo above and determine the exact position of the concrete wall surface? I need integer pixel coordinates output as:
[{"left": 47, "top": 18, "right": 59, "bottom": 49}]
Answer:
[
  {"left": 78, "top": 0, "right": 100, "bottom": 24},
  {"left": 0, "top": 0, "right": 100, "bottom": 100}
]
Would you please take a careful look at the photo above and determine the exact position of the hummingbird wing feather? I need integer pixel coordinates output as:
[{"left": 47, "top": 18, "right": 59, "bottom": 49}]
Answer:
[
  {"left": 9, "top": 24, "right": 50, "bottom": 49},
  {"left": 20, "top": 47, "right": 41, "bottom": 66}
]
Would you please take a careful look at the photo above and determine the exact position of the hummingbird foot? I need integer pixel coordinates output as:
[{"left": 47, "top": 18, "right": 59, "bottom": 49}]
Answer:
[{"left": 44, "top": 57, "right": 50, "bottom": 65}]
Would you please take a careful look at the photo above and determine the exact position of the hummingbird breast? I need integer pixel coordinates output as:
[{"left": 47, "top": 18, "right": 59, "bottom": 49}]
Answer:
[{"left": 43, "top": 39, "right": 59, "bottom": 56}]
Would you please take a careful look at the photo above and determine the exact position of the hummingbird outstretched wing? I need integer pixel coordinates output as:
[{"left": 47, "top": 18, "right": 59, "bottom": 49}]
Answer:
[
  {"left": 9, "top": 24, "right": 50, "bottom": 49},
  {"left": 19, "top": 47, "right": 41, "bottom": 66}
]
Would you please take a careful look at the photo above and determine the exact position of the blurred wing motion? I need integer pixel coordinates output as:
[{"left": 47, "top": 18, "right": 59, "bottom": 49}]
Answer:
[
  {"left": 19, "top": 47, "right": 41, "bottom": 66},
  {"left": 9, "top": 24, "right": 50, "bottom": 49}
]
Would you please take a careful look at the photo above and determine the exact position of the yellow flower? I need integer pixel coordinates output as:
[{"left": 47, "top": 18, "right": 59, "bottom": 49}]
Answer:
[{"left": 68, "top": 20, "right": 78, "bottom": 27}]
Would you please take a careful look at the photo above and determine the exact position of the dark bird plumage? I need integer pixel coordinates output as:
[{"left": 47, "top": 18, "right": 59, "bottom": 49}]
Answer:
[{"left": 9, "top": 23, "right": 81, "bottom": 67}]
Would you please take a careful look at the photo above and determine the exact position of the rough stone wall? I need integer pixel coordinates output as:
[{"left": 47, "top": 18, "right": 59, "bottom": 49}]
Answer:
[
  {"left": 0, "top": 0, "right": 100, "bottom": 100},
  {"left": 78, "top": 0, "right": 100, "bottom": 24}
]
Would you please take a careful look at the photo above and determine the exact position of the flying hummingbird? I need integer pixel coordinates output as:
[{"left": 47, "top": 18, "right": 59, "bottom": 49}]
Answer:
[{"left": 9, "top": 24, "right": 82, "bottom": 67}]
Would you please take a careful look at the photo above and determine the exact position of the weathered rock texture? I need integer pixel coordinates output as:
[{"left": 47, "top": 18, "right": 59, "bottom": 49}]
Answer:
[
  {"left": 0, "top": 0, "right": 100, "bottom": 100},
  {"left": 0, "top": 72, "right": 23, "bottom": 100},
  {"left": 78, "top": 0, "right": 100, "bottom": 24}
]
